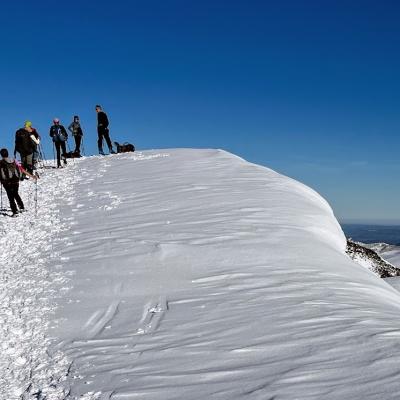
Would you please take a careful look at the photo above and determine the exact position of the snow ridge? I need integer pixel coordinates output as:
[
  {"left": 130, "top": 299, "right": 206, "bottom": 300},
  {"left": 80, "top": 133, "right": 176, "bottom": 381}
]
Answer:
[{"left": 5, "top": 149, "right": 400, "bottom": 400}]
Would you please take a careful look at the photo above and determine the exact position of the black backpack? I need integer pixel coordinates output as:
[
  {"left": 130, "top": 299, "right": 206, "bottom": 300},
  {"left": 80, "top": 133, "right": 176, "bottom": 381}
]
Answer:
[
  {"left": 51, "top": 125, "right": 67, "bottom": 142},
  {"left": 114, "top": 141, "right": 135, "bottom": 153},
  {"left": 0, "top": 160, "right": 22, "bottom": 184}
]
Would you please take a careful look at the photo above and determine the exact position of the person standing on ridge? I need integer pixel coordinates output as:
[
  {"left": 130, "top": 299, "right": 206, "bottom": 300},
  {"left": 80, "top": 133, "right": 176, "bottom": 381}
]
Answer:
[
  {"left": 96, "top": 105, "right": 115, "bottom": 155},
  {"left": 14, "top": 121, "right": 38, "bottom": 173},
  {"left": 49, "top": 118, "right": 68, "bottom": 168},
  {"left": 68, "top": 115, "right": 83, "bottom": 155},
  {"left": 0, "top": 148, "right": 37, "bottom": 217}
]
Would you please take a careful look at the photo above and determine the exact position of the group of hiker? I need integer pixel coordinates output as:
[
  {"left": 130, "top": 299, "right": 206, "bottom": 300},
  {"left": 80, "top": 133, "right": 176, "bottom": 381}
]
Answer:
[{"left": 1, "top": 105, "right": 115, "bottom": 217}]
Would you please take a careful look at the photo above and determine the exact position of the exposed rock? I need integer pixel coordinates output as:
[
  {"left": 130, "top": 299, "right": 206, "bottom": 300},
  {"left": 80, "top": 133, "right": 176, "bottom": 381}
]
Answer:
[{"left": 346, "top": 239, "right": 400, "bottom": 278}]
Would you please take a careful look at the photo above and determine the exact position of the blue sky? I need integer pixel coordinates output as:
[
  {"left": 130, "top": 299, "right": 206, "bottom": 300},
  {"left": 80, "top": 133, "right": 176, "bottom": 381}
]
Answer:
[{"left": 1, "top": 0, "right": 400, "bottom": 223}]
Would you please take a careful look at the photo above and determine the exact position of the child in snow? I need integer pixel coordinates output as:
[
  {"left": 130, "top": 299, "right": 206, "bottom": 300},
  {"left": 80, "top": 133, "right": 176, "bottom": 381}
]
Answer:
[{"left": 0, "top": 148, "right": 37, "bottom": 217}]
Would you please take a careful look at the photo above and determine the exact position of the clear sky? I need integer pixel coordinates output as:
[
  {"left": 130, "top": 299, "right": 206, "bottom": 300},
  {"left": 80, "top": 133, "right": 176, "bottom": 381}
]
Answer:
[{"left": 1, "top": 0, "right": 400, "bottom": 224}]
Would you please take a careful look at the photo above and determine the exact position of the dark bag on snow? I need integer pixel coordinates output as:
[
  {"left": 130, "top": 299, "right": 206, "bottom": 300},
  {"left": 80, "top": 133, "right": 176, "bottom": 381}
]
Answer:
[
  {"left": 0, "top": 160, "right": 22, "bottom": 184},
  {"left": 114, "top": 141, "right": 135, "bottom": 153},
  {"left": 65, "top": 151, "right": 82, "bottom": 159}
]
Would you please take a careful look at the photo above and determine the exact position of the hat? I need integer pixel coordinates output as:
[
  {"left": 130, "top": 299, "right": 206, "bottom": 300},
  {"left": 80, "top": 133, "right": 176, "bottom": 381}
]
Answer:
[
  {"left": 24, "top": 121, "right": 32, "bottom": 128},
  {"left": 53, "top": 118, "right": 60, "bottom": 124}
]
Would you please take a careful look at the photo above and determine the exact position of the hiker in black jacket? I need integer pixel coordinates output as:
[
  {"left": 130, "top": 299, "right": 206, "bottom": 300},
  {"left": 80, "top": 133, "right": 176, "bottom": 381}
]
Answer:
[
  {"left": 68, "top": 115, "right": 83, "bottom": 155},
  {"left": 49, "top": 118, "right": 68, "bottom": 168},
  {"left": 0, "top": 148, "right": 37, "bottom": 217},
  {"left": 14, "top": 121, "right": 37, "bottom": 173},
  {"left": 95, "top": 105, "right": 115, "bottom": 155}
]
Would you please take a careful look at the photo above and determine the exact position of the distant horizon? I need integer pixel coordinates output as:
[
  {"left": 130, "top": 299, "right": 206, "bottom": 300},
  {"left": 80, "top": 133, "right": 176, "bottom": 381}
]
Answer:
[
  {"left": 340, "top": 220, "right": 400, "bottom": 227},
  {"left": 341, "top": 222, "right": 400, "bottom": 245}
]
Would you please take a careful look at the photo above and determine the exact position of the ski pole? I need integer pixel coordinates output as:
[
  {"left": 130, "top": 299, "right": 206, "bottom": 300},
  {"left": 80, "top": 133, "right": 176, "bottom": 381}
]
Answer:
[{"left": 0, "top": 184, "right": 2, "bottom": 211}]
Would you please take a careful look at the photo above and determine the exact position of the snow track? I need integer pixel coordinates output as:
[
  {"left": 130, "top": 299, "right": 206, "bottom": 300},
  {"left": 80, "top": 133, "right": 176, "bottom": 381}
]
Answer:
[{"left": 0, "top": 165, "right": 76, "bottom": 399}]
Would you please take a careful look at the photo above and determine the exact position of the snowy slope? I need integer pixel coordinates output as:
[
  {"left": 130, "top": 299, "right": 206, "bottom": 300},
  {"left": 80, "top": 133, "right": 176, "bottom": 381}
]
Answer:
[{"left": 4, "top": 149, "right": 400, "bottom": 400}]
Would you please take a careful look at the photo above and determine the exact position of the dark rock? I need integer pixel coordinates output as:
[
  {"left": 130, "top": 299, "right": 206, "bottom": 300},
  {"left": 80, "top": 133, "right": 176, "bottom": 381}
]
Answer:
[{"left": 346, "top": 239, "right": 400, "bottom": 278}]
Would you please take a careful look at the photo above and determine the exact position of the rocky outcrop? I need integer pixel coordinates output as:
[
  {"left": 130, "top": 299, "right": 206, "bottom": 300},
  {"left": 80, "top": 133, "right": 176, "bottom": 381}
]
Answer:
[{"left": 346, "top": 239, "right": 400, "bottom": 278}]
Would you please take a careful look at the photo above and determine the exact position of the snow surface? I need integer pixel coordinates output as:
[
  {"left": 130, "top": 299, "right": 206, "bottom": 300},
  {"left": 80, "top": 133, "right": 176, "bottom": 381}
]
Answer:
[{"left": 4, "top": 149, "right": 400, "bottom": 399}]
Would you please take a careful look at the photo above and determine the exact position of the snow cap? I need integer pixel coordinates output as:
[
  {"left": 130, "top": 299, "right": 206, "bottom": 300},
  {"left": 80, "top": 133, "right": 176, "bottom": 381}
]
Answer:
[
  {"left": 24, "top": 121, "right": 32, "bottom": 128},
  {"left": 53, "top": 118, "right": 60, "bottom": 124}
]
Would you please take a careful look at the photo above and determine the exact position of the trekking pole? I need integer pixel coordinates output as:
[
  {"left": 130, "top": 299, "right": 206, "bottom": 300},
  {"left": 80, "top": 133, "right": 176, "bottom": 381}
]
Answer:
[
  {"left": 41, "top": 144, "right": 49, "bottom": 168},
  {"left": 82, "top": 136, "right": 85, "bottom": 156},
  {"left": 0, "top": 184, "right": 2, "bottom": 211},
  {"left": 38, "top": 145, "right": 45, "bottom": 168},
  {"left": 40, "top": 144, "right": 46, "bottom": 160},
  {"left": 35, "top": 148, "right": 42, "bottom": 170},
  {"left": 34, "top": 178, "right": 38, "bottom": 217},
  {"left": 53, "top": 142, "right": 56, "bottom": 168}
]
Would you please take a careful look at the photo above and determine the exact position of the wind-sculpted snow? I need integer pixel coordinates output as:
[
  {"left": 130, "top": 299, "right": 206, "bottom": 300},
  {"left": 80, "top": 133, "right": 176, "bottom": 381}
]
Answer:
[{"left": 5, "top": 149, "right": 400, "bottom": 399}]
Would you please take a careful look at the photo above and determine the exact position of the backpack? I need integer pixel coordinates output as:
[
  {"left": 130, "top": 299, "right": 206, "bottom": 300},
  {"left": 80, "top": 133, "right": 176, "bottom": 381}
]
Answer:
[
  {"left": 52, "top": 126, "right": 67, "bottom": 142},
  {"left": 114, "top": 141, "right": 135, "bottom": 153},
  {"left": 0, "top": 160, "right": 22, "bottom": 184},
  {"left": 15, "top": 129, "right": 35, "bottom": 156}
]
